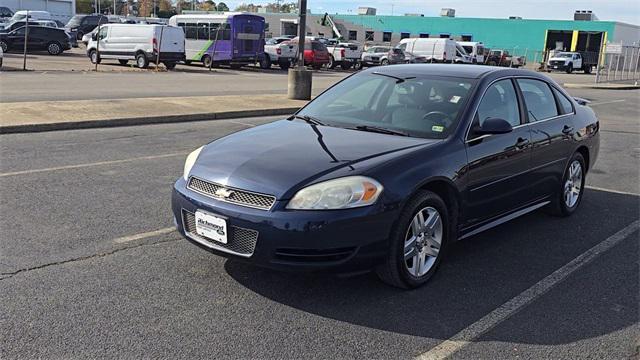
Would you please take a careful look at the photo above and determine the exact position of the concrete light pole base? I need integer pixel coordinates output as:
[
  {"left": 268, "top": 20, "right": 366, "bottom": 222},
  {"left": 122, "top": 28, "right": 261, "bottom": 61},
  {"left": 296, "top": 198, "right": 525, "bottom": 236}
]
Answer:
[{"left": 287, "top": 67, "right": 313, "bottom": 100}]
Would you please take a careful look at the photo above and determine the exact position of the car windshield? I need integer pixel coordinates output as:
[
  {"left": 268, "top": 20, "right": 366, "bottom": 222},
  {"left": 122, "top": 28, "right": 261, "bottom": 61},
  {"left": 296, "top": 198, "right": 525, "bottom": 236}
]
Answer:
[
  {"left": 557, "top": 53, "right": 573, "bottom": 58},
  {"left": 66, "top": 15, "right": 85, "bottom": 28},
  {"left": 297, "top": 73, "right": 475, "bottom": 139}
]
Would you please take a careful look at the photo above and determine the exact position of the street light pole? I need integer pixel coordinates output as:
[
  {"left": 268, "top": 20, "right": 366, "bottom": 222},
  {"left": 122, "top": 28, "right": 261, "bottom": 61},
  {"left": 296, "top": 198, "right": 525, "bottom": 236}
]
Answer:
[{"left": 287, "top": 0, "right": 312, "bottom": 100}]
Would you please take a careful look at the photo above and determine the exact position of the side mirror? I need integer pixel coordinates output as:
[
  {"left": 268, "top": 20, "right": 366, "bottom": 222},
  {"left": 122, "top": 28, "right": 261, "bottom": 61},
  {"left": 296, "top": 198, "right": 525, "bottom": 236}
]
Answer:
[
  {"left": 475, "top": 117, "right": 513, "bottom": 135},
  {"left": 91, "top": 33, "right": 97, "bottom": 40}
]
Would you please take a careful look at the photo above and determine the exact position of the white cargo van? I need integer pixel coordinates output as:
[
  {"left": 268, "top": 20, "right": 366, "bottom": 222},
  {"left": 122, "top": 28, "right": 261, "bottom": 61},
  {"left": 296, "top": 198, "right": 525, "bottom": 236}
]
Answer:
[
  {"left": 87, "top": 24, "right": 184, "bottom": 69},
  {"left": 458, "top": 41, "right": 486, "bottom": 64},
  {"left": 397, "top": 38, "right": 456, "bottom": 63}
]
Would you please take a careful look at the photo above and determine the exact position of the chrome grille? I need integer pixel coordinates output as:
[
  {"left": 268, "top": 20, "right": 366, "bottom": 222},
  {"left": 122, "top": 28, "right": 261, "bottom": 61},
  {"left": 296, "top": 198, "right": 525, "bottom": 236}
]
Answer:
[
  {"left": 182, "top": 210, "right": 258, "bottom": 257},
  {"left": 188, "top": 177, "right": 276, "bottom": 210}
]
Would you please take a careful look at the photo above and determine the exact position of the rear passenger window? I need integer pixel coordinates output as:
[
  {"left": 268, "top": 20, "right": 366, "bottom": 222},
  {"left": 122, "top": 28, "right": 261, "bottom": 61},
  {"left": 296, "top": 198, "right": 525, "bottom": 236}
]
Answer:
[
  {"left": 552, "top": 87, "right": 574, "bottom": 114},
  {"left": 476, "top": 79, "right": 521, "bottom": 127},
  {"left": 517, "top": 79, "right": 559, "bottom": 122}
]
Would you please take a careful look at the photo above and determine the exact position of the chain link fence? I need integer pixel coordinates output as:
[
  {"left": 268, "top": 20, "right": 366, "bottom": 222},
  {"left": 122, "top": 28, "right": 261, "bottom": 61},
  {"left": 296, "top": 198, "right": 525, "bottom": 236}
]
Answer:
[{"left": 595, "top": 45, "right": 640, "bottom": 84}]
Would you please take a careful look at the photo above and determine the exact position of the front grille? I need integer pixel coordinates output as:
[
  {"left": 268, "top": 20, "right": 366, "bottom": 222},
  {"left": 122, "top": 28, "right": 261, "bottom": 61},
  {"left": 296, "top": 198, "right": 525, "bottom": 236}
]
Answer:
[
  {"left": 188, "top": 177, "right": 276, "bottom": 210},
  {"left": 549, "top": 60, "right": 564, "bottom": 66},
  {"left": 182, "top": 210, "right": 258, "bottom": 257}
]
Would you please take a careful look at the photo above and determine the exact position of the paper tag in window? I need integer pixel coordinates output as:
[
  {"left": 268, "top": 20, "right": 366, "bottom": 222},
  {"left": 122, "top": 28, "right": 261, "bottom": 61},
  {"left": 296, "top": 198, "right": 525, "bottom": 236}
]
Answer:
[
  {"left": 450, "top": 95, "right": 461, "bottom": 103},
  {"left": 432, "top": 125, "right": 444, "bottom": 132}
]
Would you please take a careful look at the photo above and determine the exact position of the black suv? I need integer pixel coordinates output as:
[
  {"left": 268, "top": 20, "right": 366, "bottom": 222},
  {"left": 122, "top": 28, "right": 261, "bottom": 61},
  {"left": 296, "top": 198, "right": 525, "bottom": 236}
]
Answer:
[
  {"left": 0, "top": 26, "right": 71, "bottom": 55},
  {"left": 65, "top": 14, "right": 108, "bottom": 40}
]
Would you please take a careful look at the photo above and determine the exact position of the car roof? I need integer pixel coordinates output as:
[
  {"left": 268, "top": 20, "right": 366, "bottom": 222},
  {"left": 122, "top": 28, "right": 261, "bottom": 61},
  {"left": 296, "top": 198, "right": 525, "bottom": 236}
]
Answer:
[{"left": 361, "top": 64, "right": 539, "bottom": 80}]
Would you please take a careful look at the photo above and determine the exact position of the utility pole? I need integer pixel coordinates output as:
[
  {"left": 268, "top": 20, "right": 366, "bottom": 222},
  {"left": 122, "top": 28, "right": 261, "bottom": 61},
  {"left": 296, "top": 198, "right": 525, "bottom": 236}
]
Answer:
[{"left": 287, "top": 0, "right": 311, "bottom": 100}]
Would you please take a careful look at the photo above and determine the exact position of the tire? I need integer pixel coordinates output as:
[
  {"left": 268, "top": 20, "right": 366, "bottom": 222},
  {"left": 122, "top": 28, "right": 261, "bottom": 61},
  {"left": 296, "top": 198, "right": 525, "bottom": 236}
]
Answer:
[
  {"left": 327, "top": 56, "right": 336, "bottom": 69},
  {"left": 163, "top": 61, "right": 176, "bottom": 70},
  {"left": 381, "top": 58, "right": 389, "bottom": 66},
  {"left": 230, "top": 63, "right": 243, "bottom": 69},
  {"left": 566, "top": 63, "right": 573, "bottom": 74},
  {"left": 47, "top": 42, "right": 62, "bottom": 55},
  {"left": 184, "top": 60, "right": 192, "bottom": 65},
  {"left": 89, "top": 49, "right": 101, "bottom": 64},
  {"left": 118, "top": 59, "right": 128, "bottom": 65},
  {"left": 340, "top": 61, "right": 352, "bottom": 70},
  {"left": 546, "top": 152, "right": 586, "bottom": 217},
  {"left": 376, "top": 190, "right": 449, "bottom": 289},
  {"left": 312, "top": 63, "right": 322, "bottom": 70},
  {"left": 202, "top": 54, "right": 212, "bottom": 68},
  {"left": 135, "top": 52, "right": 149, "bottom": 69},
  {"left": 76, "top": 31, "right": 84, "bottom": 41},
  {"left": 353, "top": 61, "right": 363, "bottom": 71},
  {"left": 278, "top": 60, "right": 290, "bottom": 70},
  {"left": 584, "top": 65, "right": 592, "bottom": 74},
  {"left": 259, "top": 55, "right": 271, "bottom": 69},
  {"left": 0, "top": 40, "right": 8, "bottom": 53},
  {"left": 487, "top": 60, "right": 497, "bottom": 66}
]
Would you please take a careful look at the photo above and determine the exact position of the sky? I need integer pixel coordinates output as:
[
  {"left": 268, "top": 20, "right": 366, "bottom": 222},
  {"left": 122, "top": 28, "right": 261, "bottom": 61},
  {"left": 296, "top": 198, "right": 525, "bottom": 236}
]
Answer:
[{"left": 225, "top": 0, "right": 640, "bottom": 25}]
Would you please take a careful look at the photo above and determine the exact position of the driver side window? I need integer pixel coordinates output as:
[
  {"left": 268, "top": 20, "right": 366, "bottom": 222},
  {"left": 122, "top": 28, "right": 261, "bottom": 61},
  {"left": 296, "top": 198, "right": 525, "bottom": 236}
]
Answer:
[
  {"left": 476, "top": 79, "right": 520, "bottom": 127},
  {"left": 98, "top": 26, "right": 108, "bottom": 40}
]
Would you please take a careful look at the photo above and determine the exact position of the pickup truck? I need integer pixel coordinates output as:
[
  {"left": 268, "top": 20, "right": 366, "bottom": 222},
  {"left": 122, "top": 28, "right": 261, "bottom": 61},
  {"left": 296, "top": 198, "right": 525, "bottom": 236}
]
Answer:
[
  {"left": 261, "top": 37, "right": 297, "bottom": 70},
  {"left": 486, "top": 49, "right": 526, "bottom": 68},
  {"left": 324, "top": 39, "right": 362, "bottom": 70},
  {"left": 547, "top": 51, "right": 596, "bottom": 74}
]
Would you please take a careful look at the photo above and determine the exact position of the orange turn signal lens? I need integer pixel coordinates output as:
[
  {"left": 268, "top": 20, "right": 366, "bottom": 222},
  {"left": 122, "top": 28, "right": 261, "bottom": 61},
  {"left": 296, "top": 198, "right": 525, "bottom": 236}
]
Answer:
[{"left": 362, "top": 181, "right": 378, "bottom": 201}]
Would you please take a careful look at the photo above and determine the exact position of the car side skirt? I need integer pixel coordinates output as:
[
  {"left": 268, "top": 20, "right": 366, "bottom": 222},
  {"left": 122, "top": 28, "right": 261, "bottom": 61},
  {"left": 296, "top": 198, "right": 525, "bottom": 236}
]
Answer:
[{"left": 458, "top": 200, "right": 551, "bottom": 240}]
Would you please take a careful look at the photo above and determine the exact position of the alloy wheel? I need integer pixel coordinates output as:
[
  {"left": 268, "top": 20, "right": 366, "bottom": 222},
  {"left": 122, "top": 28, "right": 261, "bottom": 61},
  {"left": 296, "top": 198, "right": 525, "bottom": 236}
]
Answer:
[
  {"left": 564, "top": 160, "right": 583, "bottom": 208},
  {"left": 404, "top": 207, "right": 443, "bottom": 277},
  {"left": 48, "top": 43, "right": 60, "bottom": 55}
]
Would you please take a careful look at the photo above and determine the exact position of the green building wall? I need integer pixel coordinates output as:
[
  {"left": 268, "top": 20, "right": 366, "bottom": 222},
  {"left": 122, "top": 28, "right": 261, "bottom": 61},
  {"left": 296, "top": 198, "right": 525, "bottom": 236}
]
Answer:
[{"left": 333, "top": 14, "right": 617, "bottom": 60}]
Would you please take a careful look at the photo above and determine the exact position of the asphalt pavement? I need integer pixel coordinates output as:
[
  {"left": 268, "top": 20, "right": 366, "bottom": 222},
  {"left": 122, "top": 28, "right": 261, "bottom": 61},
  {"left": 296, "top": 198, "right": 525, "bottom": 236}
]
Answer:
[{"left": 0, "top": 88, "right": 638, "bottom": 359}]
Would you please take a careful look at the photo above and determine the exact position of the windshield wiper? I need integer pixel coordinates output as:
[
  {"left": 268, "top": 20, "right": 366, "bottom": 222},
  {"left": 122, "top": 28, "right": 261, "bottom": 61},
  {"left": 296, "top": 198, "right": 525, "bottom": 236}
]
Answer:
[
  {"left": 287, "top": 114, "right": 325, "bottom": 126},
  {"left": 371, "top": 72, "right": 416, "bottom": 84},
  {"left": 353, "top": 125, "right": 409, "bottom": 137}
]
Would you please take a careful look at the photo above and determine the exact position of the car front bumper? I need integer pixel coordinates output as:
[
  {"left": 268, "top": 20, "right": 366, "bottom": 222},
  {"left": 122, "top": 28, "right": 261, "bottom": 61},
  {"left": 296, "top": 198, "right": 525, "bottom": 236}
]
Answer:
[
  {"left": 548, "top": 62, "right": 569, "bottom": 71},
  {"left": 171, "top": 178, "right": 397, "bottom": 274}
]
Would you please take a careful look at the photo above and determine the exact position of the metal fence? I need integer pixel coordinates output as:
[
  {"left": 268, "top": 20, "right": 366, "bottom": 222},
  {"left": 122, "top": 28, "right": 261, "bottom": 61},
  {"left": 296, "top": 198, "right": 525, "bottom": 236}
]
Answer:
[{"left": 595, "top": 45, "right": 640, "bottom": 84}]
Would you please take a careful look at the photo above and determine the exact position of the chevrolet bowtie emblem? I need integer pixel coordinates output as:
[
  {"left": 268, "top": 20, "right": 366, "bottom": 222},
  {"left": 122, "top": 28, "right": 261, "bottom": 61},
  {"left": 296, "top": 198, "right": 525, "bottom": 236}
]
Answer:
[{"left": 214, "top": 188, "right": 234, "bottom": 198}]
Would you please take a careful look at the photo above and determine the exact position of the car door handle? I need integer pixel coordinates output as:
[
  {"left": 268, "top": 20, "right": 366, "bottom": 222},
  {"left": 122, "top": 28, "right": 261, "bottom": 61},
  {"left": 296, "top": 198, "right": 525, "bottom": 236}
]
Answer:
[
  {"left": 515, "top": 137, "right": 529, "bottom": 148},
  {"left": 562, "top": 125, "right": 574, "bottom": 134}
]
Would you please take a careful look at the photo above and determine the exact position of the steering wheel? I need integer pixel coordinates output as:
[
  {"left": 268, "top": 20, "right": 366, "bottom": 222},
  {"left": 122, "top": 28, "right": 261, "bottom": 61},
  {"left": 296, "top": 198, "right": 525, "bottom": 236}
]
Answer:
[{"left": 423, "top": 111, "right": 453, "bottom": 128}]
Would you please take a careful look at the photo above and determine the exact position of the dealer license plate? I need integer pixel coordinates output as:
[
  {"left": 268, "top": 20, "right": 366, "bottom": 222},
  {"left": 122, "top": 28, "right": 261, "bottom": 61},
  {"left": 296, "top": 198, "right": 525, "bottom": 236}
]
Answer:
[{"left": 195, "top": 211, "right": 228, "bottom": 244}]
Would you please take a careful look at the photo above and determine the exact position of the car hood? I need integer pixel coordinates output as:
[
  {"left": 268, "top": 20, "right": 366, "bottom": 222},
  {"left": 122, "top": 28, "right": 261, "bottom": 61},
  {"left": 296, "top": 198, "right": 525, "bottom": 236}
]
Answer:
[
  {"left": 189, "top": 120, "right": 434, "bottom": 199},
  {"left": 549, "top": 57, "right": 570, "bottom": 62}
]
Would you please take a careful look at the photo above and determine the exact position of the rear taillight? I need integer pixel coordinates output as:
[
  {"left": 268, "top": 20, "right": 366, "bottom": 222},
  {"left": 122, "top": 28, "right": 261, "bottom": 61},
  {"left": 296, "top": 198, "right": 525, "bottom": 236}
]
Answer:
[
  {"left": 443, "top": 51, "right": 446, "bottom": 58},
  {"left": 340, "top": 48, "right": 345, "bottom": 57},
  {"left": 277, "top": 48, "right": 281, "bottom": 55},
  {"left": 152, "top": 37, "right": 157, "bottom": 52}
]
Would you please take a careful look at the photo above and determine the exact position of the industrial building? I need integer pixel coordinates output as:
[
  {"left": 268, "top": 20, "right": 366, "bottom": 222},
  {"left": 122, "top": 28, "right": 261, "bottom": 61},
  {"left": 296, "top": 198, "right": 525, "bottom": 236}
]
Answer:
[
  {"left": 0, "top": 0, "right": 76, "bottom": 22},
  {"left": 259, "top": 9, "right": 639, "bottom": 61}
]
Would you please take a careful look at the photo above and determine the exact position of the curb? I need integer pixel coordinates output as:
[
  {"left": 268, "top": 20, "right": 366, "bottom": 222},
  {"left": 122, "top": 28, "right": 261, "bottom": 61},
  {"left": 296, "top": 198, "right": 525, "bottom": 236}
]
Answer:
[
  {"left": 563, "top": 83, "right": 640, "bottom": 90},
  {"left": 0, "top": 107, "right": 300, "bottom": 134}
]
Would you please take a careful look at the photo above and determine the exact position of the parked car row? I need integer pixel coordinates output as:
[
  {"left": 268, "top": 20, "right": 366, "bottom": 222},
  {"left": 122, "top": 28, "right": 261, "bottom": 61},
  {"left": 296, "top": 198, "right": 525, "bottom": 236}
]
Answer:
[{"left": 0, "top": 24, "right": 71, "bottom": 55}]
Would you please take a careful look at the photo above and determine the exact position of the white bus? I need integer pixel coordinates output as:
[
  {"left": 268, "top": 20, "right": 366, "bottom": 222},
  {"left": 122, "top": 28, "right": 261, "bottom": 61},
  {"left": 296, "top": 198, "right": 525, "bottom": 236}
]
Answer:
[{"left": 168, "top": 13, "right": 265, "bottom": 68}]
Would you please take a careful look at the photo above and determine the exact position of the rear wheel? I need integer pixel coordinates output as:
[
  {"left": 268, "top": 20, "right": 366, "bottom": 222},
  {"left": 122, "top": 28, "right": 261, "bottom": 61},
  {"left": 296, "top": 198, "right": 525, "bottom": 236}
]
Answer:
[
  {"left": 312, "top": 63, "right": 322, "bottom": 70},
  {"left": 0, "top": 40, "right": 8, "bottom": 53},
  {"left": 376, "top": 190, "right": 449, "bottom": 289},
  {"left": 47, "top": 42, "right": 62, "bottom": 55},
  {"left": 89, "top": 49, "right": 101, "bottom": 64},
  {"left": 163, "top": 61, "right": 176, "bottom": 70},
  {"left": 584, "top": 65, "right": 592, "bottom": 74},
  {"left": 259, "top": 55, "right": 271, "bottom": 69},
  {"left": 546, "top": 152, "right": 586, "bottom": 217},
  {"left": 327, "top": 56, "right": 336, "bottom": 69},
  {"left": 340, "top": 61, "right": 352, "bottom": 70},
  {"left": 230, "top": 63, "right": 243, "bottom": 69},
  {"left": 135, "top": 52, "right": 149, "bottom": 69},
  {"left": 353, "top": 61, "right": 363, "bottom": 71},
  {"left": 381, "top": 58, "right": 389, "bottom": 66},
  {"left": 118, "top": 59, "right": 128, "bottom": 65},
  {"left": 487, "top": 60, "right": 497, "bottom": 66},
  {"left": 278, "top": 60, "right": 291, "bottom": 70},
  {"left": 566, "top": 63, "right": 573, "bottom": 74},
  {"left": 76, "top": 31, "right": 84, "bottom": 41},
  {"left": 184, "top": 60, "right": 192, "bottom": 65}
]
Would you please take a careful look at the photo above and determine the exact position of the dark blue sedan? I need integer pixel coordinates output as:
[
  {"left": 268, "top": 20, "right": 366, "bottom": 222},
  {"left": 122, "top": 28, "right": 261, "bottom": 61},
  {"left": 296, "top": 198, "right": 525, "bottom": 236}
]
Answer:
[{"left": 172, "top": 64, "right": 599, "bottom": 288}]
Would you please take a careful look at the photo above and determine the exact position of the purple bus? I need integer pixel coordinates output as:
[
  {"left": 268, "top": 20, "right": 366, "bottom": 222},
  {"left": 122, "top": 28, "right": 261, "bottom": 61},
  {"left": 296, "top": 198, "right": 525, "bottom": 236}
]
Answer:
[{"left": 169, "top": 13, "right": 265, "bottom": 68}]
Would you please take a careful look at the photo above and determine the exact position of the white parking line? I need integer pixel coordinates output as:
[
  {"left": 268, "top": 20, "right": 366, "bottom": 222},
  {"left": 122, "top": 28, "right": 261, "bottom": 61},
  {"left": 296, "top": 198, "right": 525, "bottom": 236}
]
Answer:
[
  {"left": 585, "top": 185, "right": 639, "bottom": 196},
  {"left": 113, "top": 227, "right": 176, "bottom": 244},
  {"left": 0, "top": 152, "right": 187, "bottom": 178},
  {"left": 415, "top": 219, "right": 640, "bottom": 360},
  {"left": 588, "top": 99, "right": 626, "bottom": 106}
]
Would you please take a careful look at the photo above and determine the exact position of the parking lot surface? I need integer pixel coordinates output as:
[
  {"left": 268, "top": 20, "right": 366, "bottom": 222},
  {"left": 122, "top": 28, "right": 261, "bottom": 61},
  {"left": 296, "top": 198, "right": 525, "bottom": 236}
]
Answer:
[{"left": 0, "top": 84, "right": 638, "bottom": 358}]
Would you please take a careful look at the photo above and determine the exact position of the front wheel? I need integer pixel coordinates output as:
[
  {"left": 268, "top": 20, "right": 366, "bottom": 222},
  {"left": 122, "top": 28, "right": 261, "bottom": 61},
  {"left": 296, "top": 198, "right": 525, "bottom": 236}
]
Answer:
[
  {"left": 327, "top": 56, "right": 336, "bottom": 69},
  {"left": 566, "top": 63, "right": 573, "bottom": 74},
  {"left": 381, "top": 59, "right": 389, "bottom": 66},
  {"left": 259, "top": 55, "right": 271, "bottom": 69},
  {"left": 546, "top": 152, "right": 586, "bottom": 217},
  {"left": 135, "top": 53, "right": 149, "bottom": 69},
  {"left": 89, "top": 49, "right": 101, "bottom": 64},
  {"left": 376, "top": 190, "right": 449, "bottom": 289},
  {"left": 0, "top": 40, "right": 9, "bottom": 53},
  {"left": 353, "top": 61, "right": 363, "bottom": 71}
]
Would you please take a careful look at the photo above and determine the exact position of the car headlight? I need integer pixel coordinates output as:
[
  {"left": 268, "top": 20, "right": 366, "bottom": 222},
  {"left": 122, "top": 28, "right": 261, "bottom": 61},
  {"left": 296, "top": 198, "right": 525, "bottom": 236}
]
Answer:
[
  {"left": 183, "top": 146, "right": 203, "bottom": 180},
  {"left": 287, "top": 176, "right": 383, "bottom": 210}
]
